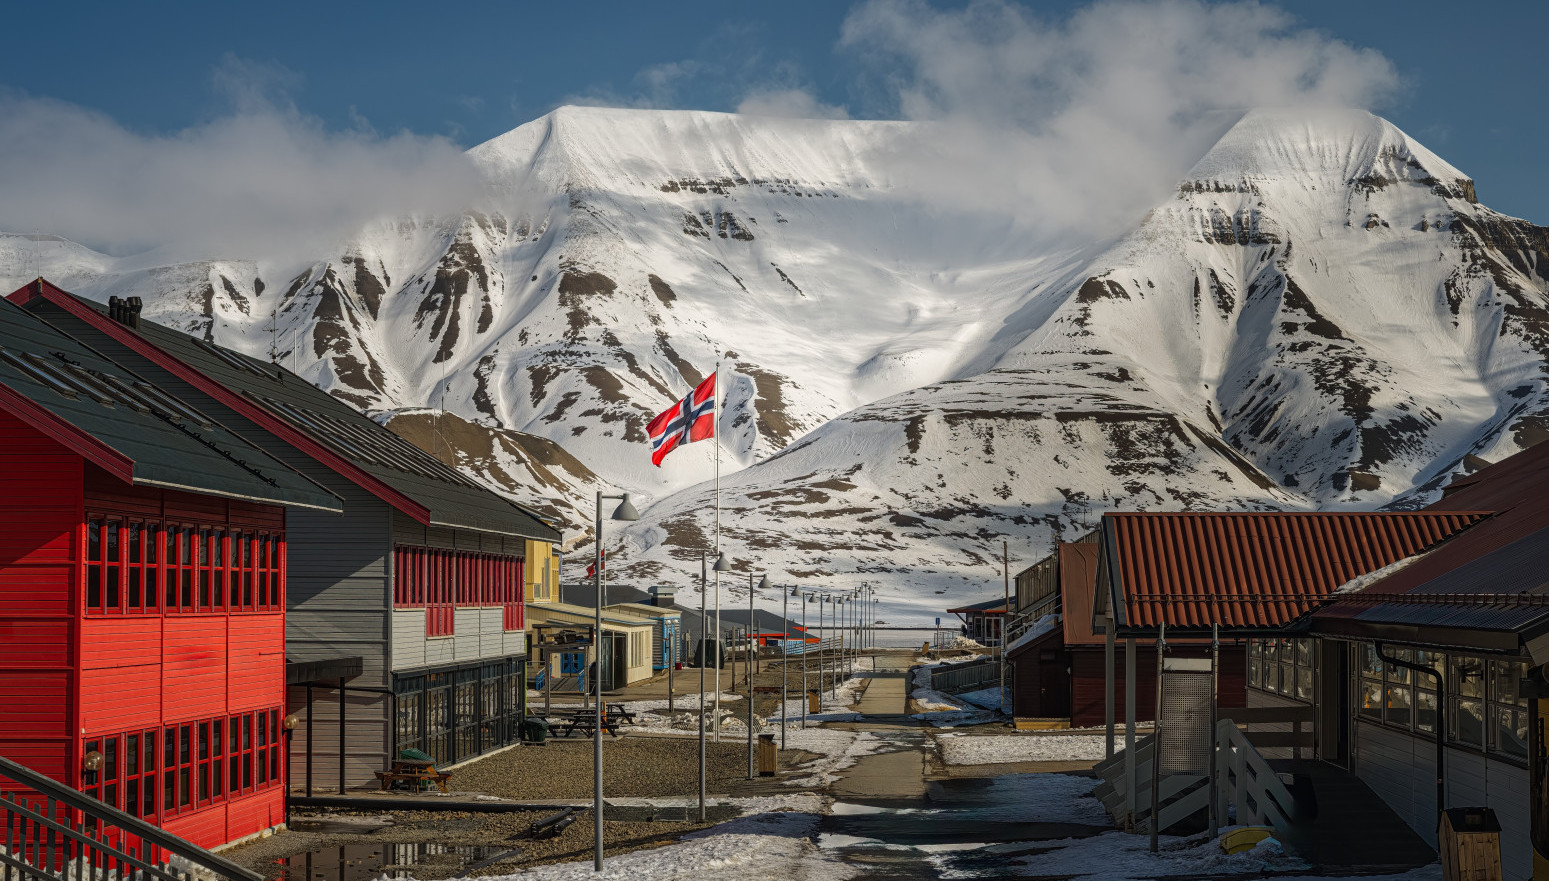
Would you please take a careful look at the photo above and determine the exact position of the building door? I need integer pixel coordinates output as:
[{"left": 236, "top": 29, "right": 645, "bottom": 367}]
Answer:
[{"left": 1315, "top": 640, "right": 1350, "bottom": 767}]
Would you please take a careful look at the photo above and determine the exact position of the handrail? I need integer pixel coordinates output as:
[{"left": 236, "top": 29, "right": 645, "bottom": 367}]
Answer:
[{"left": 0, "top": 752, "right": 264, "bottom": 881}]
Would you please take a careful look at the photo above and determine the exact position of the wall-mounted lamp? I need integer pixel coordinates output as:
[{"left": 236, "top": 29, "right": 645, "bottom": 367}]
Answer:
[
  {"left": 282, "top": 714, "right": 300, "bottom": 731},
  {"left": 83, "top": 750, "right": 103, "bottom": 772}
]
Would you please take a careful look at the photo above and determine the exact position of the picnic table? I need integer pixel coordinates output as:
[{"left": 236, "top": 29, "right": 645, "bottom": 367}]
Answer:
[
  {"left": 550, "top": 704, "right": 638, "bottom": 738},
  {"left": 374, "top": 758, "right": 451, "bottom": 792}
]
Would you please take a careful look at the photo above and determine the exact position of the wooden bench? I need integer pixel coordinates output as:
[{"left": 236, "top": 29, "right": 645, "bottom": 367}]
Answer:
[{"left": 374, "top": 760, "right": 451, "bottom": 792}]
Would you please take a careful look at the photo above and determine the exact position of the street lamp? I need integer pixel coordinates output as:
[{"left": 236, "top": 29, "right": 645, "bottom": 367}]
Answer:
[
  {"left": 591, "top": 491, "right": 638, "bottom": 872},
  {"left": 701, "top": 549, "right": 731, "bottom": 822},
  {"left": 783, "top": 585, "right": 797, "bottom": 748},
  {"left": 801, "top": 592, "right": 812, "bottom": 727},
  {"left": 747, "top": 572, "right": 768, "bottom": 779},
  {"left": 711, "top": 550, "right": 730, "bottom": 742}
]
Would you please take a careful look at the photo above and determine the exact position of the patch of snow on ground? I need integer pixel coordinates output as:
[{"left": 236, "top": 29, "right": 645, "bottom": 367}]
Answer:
[
  {"left": 936, "top": 733, "right": 1108, "bottom": 765},
  {"left": 489, "top": 794, "right": 850, "bottom": 880}
]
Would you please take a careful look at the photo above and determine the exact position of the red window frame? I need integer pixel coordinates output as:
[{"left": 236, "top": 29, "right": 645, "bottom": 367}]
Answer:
[
  {"left": 88, "top": 514, "right": 284, "bottom": 616},
  {"left": 396, "top": 545, "right": 523, "bottom": 635}
]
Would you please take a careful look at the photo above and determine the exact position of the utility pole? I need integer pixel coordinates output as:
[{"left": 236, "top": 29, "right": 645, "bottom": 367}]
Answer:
[{"left": 1001, "top": 539, "right": 1010, "bottom": 716}]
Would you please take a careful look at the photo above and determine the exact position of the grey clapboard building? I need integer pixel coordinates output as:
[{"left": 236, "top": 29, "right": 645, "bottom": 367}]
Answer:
[{"left": 13, "top": 279, "right": 562, "bottom": 790}]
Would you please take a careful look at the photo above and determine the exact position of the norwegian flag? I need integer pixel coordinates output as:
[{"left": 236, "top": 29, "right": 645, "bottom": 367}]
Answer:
[
  {"left": 647, "top": 372, "right": 716, "bottom": 467},
  {"left": 585, "top": 549, "right": 605, "bottom": 579}
]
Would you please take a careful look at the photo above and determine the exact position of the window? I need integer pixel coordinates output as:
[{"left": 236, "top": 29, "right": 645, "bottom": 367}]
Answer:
[
  {"left": 87, "top": 514, "right": 283, "bottom": 616},
  {"left": 395, "top": 545, "right": 523, "bottom": 637},
  {"left": 1357, "top": 645, "right": 1528, "bottom": 764},
  {"left": 1248, "top": 638, "right": 1315, "bottom": 702},
  {"left": 84, "top": 710, "right": 278, "bottom": 824}
]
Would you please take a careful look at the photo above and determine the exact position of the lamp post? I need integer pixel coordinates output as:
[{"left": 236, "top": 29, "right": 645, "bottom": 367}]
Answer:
[
  {"left": 783, "top": 585, "right": 796, "bottom": 748},
  {"left": 592, "top": 491, "right": 639, "bottom": 872},
  {"left": 801, "top": 592, "right": 811, "bottom": 728},
  {"left": 712, "top": 550, "right": 729, "bottom": 742},
  {"left": 820, "top": 594, "right": 831, "bottom": 698},
  {"left": 747, "top": 572, "right": 768, "bottom": 780},
  {"left": 700, "top": 550, "right": 729, "bottom": 822}
]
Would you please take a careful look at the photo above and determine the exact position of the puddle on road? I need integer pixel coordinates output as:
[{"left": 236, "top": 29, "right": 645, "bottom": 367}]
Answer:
[
  {"left": 820, "top": 773, "right": 1111, "bottom": 880},
  {"left": 273, "top": 843, "right": 520, "bottom": 881}
]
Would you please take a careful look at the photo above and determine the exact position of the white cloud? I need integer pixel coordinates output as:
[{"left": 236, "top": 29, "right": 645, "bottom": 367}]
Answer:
[
  {"left": 737, "top": 88, "right": 850, "bottom": 120},
  {"left": 839, "top": 0, "right": 1400, "bottom": 242},
  {"left": 0, "top": 65, "right": 481, "bottom": 262}
]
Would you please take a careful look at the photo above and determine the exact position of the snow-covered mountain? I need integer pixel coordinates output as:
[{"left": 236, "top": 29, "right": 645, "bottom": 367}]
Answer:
[{"left": 6, "top": 106, "right": 1548, "bottom": 620}]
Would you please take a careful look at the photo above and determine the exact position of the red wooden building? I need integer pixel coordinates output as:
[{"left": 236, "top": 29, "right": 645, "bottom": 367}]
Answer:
[
  {"left": 0, "top": 296, "right": 341, "bottom": 848},
  {"left": 1007, "top": 512, "right": 1488, "bottom": 728}
]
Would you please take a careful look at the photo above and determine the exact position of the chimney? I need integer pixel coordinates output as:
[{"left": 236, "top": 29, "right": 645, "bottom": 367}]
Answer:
[
  {"left": 107, "top": 296, "right": 123, "bottom": 323},
  {"left": 126, "top": 297, "right": 143, "bottom": 330},
  {"left": 648, "top": 585, "right": 678, "bottom": 608}
]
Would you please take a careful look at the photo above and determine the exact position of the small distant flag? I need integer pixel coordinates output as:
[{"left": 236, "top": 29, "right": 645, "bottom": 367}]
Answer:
[
  {"left": 647, "top": 372, "right": 716, "bottom": 467},
  {"left": 585, "top": 549, "right": 606, "bottom": 579}
]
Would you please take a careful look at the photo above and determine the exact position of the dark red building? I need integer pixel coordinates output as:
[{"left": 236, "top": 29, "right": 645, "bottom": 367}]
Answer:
[
  {"left": 0, "top": 296, "right": 340, "bottom": 848},
  {"left": 1008, "top": 512, "right": 1488, "bottom": 728}
]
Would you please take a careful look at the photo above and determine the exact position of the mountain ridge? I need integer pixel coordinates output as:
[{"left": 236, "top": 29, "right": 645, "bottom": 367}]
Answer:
[{"left": 4, "top": 105, "right": 1547, "bottom": 620}]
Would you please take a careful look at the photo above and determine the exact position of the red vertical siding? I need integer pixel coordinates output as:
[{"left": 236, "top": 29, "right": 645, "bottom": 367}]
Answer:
[{"left": 0, "top": 408, "right": 81, "bottom": 786}]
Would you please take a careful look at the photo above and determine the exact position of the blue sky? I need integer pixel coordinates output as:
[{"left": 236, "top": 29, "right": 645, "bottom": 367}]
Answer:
[{"left": 2, "top": 0, "right": 1546, "bottom": 224}]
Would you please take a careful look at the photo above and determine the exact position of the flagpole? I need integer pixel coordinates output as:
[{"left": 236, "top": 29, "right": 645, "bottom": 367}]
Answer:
[{"left": 712, "top": 360, "right": 722, "bottom": 741}]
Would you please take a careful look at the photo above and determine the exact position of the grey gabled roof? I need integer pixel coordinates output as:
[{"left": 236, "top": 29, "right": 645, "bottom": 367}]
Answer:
[
  {"left": 0, "top": 297, "right": 341, "bottom": 512},
  {"left": 23, "top": 289, "right": 558, "bottom": 542}
]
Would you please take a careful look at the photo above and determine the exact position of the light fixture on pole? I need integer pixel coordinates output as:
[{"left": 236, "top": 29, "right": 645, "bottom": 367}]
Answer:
[
  {"left": 783, "top": 585, "right": 797, "bottom": 748},
  {"left": 711, "top": 550, "right": 731, "bottom": 742},
  {"left": 591, "top": 491, "right": 638, "bottom": 872},
  {"left": 801, "top": 592, "right": 811, "bottom": 728},
  {"left": 698, "top": 551, "right": 708, "bottom": 823},
  {"left": 825, "top": 595, "right": 838, "bottom": 698},
  {"left": 746, "top": 572, "right": 768, "bottom": 779}
]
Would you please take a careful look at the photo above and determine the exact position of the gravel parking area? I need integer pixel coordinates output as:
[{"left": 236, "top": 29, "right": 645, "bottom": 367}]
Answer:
[
  {"left": 452, "top": 735, "right": 754, "bottom": 799},
  {"left": 223, "top": 737, "right": 778, "bottom": 879}
]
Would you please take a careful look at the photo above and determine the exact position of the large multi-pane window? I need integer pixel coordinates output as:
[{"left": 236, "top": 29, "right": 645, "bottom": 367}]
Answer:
[
  {"left": 84, "top": 515, "right": 283, "bottom": 615},
  {"left": 1247, "top": 638, "right": 1315, "bottom": 702},
  {"left": 81, "top": 709, "right": 281, "bottom": 820},
  {"left": 1304, "top": 642, "right": 1528, "bottom": 764},
  {"left": 392, "top": 546, "right": 525, "bottom": 636},
  {"left": 394, "top": 659, "right": 526, "bottom": 765}
]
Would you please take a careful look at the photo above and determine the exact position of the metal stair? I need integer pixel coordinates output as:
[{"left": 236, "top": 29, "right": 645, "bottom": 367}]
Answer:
[{"left": 0, "top": 753, "right": 262, "bottom": 881}]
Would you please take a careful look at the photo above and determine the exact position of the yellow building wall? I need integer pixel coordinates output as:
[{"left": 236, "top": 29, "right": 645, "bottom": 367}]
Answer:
[{"left": 525, "top": 540, "right": 559, "bottom": 604}]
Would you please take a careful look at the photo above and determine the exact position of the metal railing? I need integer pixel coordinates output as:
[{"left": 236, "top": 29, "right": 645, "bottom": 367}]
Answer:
[
  {"left": 929, "top": 658, "right": 999, "bottom": 694},
  {"left": 0, "top": 753, "right": 264, "bottom": 881}
]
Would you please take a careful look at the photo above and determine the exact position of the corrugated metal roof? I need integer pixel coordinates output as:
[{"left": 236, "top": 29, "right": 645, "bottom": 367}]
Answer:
[
  {"left": 16, "top": 282, "right": 557, "bottom": 541},
  {"left": 0, "top": 296, "right": 341, "bottom": 512},
  {"left": 1313, "top": 443, "right": 1549, "bottom": 645},
  {"left": 1316, "top": 509, "right": 1549, "bottom": 644},
  {"left": 1104, "top": 511, "right": 1489, "bottom": 633},
  {"left": 946, "top": 598, "right": 1009, "bottom": 615}
]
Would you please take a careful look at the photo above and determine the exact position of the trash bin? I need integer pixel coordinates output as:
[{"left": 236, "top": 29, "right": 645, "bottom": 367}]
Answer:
[
  {"left": 1439, "top": 807, "right": 1502, "bottom": 881},
  {"left": 808, "top": 691, "right": 821, "bottom": 713},
  {"left": 521, "top": 717, "right": 550, "bottom": 745},
  {"left": 758, "top": 734, "right": 777, "bottom": 776}
]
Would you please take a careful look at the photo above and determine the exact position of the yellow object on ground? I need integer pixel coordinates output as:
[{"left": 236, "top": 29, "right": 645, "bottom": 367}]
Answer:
[{"left": 1220, "top": 827, "right": 1276, "bottom": 854}]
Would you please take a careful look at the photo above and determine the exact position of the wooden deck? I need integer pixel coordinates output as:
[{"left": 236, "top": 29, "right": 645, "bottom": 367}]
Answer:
[{"left": 1268, "top": 759, "right": 1436, "bottom": 872}]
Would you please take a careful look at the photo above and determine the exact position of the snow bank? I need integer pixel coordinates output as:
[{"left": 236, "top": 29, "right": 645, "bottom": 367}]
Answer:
[{"left": 936, "top": 733, "right": 1107, "bottom": 765}]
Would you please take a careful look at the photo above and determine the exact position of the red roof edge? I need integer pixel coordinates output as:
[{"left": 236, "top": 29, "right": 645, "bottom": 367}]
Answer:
[
  {"left": 9, "top": 279, "right": 432, "bottom": 525},
  {"left": 0, "top": 377, "right": 134, "bottom": 484},
  {"left": 1103, "top": 510, "right": 1493, "bottom": 632}
]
